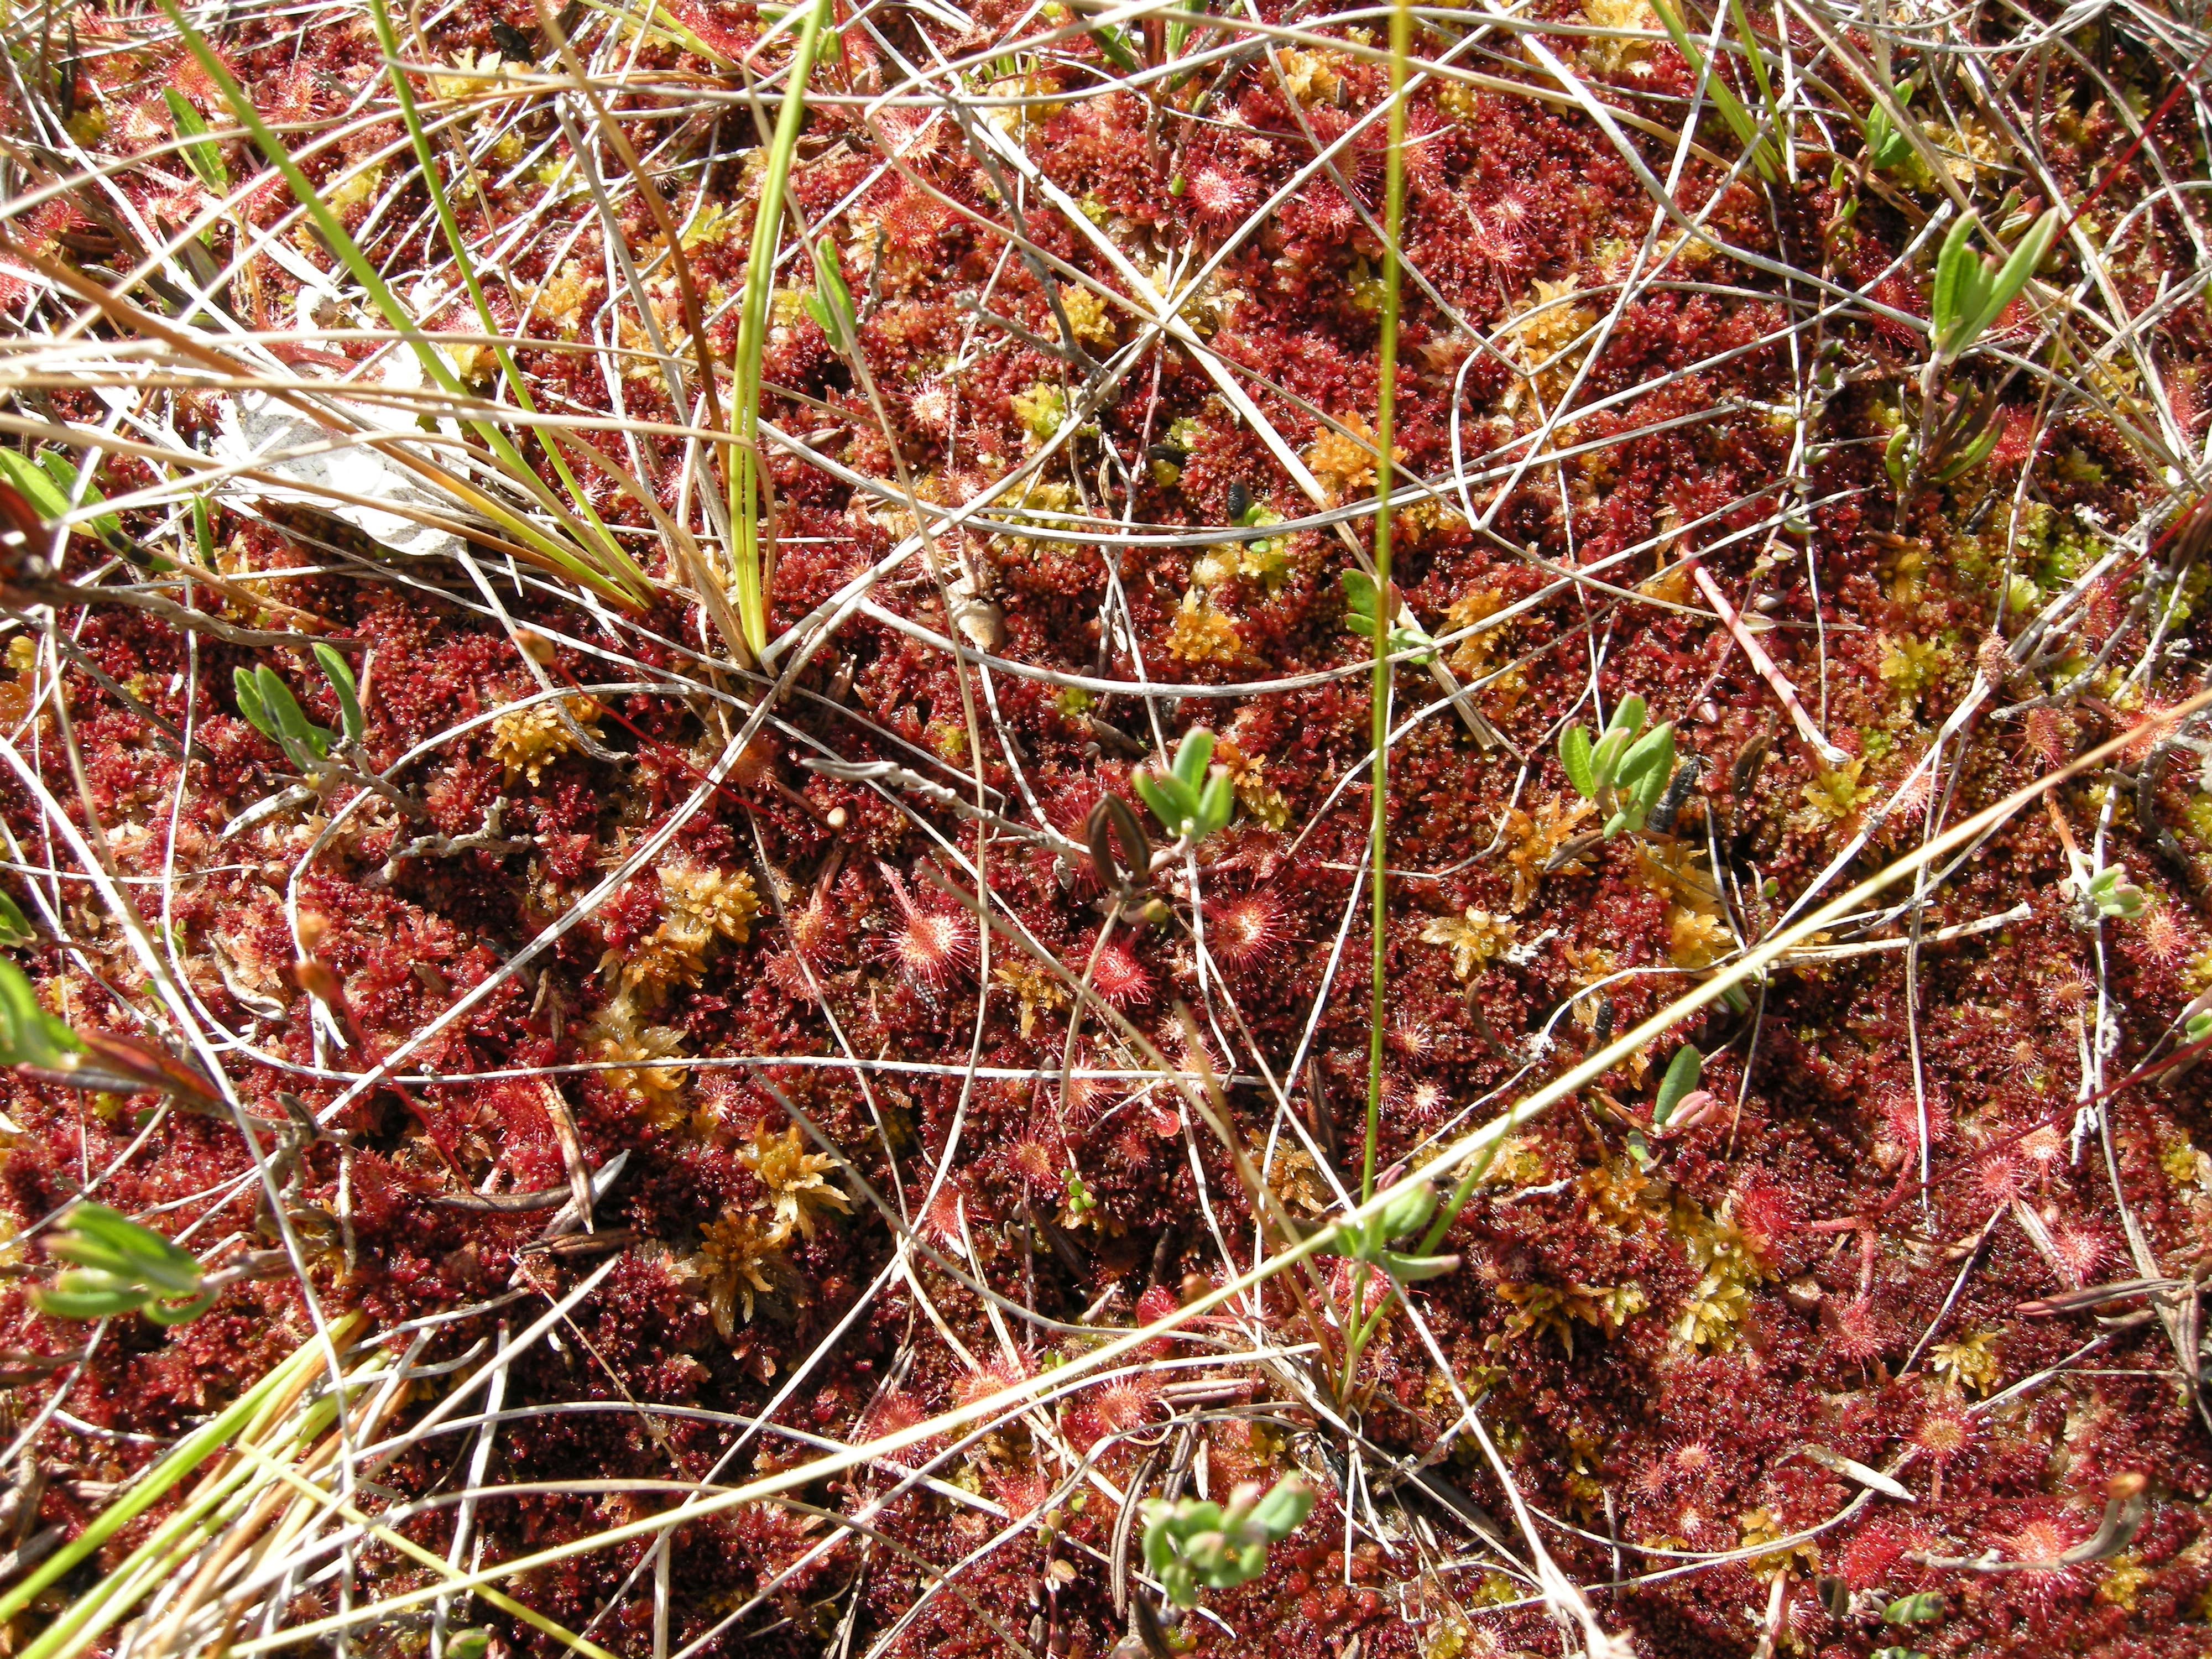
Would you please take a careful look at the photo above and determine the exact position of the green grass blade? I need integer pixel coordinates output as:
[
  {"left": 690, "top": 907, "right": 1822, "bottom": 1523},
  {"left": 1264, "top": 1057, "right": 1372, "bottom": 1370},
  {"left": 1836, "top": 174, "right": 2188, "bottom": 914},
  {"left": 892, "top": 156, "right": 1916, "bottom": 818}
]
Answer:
[
  {"left": 154, "top": 0, "right": 653, "bottom": 609},
  {"left": 0, "top": 1320, "right": 353, "bottom": 1625},
  {"left": 729, "top": 0, "right": 833, "bottom": 660}
]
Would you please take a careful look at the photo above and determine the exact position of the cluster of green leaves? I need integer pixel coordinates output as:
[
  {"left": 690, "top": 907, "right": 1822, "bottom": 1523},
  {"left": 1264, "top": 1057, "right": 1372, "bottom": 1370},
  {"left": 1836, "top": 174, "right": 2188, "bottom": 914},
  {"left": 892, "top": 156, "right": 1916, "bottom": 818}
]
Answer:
[
  {"left": 234, "top": 645, "right": 362, "bottom": 773},
  {"left": 1339, "top": 570, "right": 1435, "bottom": 665},
  {"left": 1133, "top": 728, "right": 1234, "bottom": 844},
  {"left": 1930, "top": 207, "right": 2060, "bottom": 362},
  {"left": 1141, "top": 1475, "right": 1313, "bottom": 1608},
  {"left": 1321, "top": 1179, "right": 1457, "bottom": 1283},
  {"left": 30, "top": 1204, "right": 213, "bottom": 1327},
  {"left": 1558, "top": 696, "right": 1679, "bottom": 838}
]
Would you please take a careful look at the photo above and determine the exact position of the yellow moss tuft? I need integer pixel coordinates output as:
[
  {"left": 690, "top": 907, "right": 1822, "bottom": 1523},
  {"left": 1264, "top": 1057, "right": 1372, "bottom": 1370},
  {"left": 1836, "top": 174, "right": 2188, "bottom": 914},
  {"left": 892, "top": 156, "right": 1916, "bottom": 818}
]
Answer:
[
  {"left": 738, "top": 1122, "right": 853, "bottom": 1243},
  {"left": 1422, "top": 909, "right": 1519, "bottom": 980},
  {"left": 1166, "top": 592, "right": 1245, "bottom": 664},
  {"left": 490, "top": 697, "right": 603, "bottom": 786},
  {"left": 685, "top": 1211, "right": 789, "bottom": 1340}
]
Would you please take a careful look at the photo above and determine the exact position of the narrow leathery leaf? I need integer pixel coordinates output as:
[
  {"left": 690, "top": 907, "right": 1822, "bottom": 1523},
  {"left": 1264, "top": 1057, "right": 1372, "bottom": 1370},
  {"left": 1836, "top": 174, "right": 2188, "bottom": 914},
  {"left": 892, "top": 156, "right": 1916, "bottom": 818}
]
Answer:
[
  {"left": 0, "top": 891, "right": 33, "bottom": 948},
  {"left": 1654, "top": 1044, "right": 1704, "bottom": 1125},
  {"left": 1590, "top": 727, "right": 1632, "bottom": 789},
  {"left": 1340, "top": 568, "right": 1381, "bottom": 633},
  {"left": 1131, "top": 770, "right": 1189, "bottom": 833},
  {"left": 30, "top": 1285, "right": 144, "bottom": 1319},
  {"left": 1100, "top": 792, "right": 1152, "bottom": 876},
  {"left": 191, "top": 494, "right": 214, "bottom": 567},
  {"left": 1173, "top": 729, "right": 1215, "bottom": 792},
  {"left": 1931, "top": 215, "right": 1976, "bottom": 351},
  {"left": 1608, "top": 695, "right": 1647, "bottom": 737},
  {"left": 252, "top": 669, "right": 329, "bottom": 761},
  {"left": 1884, "top": 1592, "right": 1944, "bottom": 1623},
  {"left": 1376, "top": 1178, "right": 1438, "bottom": 1239},
  {"left": 1249, "top": 1476, "right": 1313, "bottom": 1540},
  {"left": 312, "top": 643, "right": 364, "bottom": 745},
  {"left": 140, "top": 1291, "right": 219, "bottom": 1326},
  {"left": 1962, "top": 206, "right": 2059, "bottom": 350},
  {"left": 1085, "top": 801, "right": 1122, "bottom": 889},
  {"left": 1378, "top": 1250, "right": 1459, "bottom": 1281},
  {"left": 162, "top": 87, "right": 228, "bottom": 192},
  {"left": 1932, "top": 415, "right": 2004, "bottom": 482},
  {"left": 1614, "top": 723, "right": 1676, "bottom": 789},
  {"left": 1559, "top": 724, "right": 1597, "bottom": 798},
  {"left": 1884, "top": 426, "right": 1912, "bottom": 491},
  {"left": 232, "top": 666, "right": 274, "bottom": 740},
  {"left": 0, "top": 961, "right": 78, "bottom": 1068},
  {"left": 1196, "top": 769, "right": 1235, "bottom": 838}
]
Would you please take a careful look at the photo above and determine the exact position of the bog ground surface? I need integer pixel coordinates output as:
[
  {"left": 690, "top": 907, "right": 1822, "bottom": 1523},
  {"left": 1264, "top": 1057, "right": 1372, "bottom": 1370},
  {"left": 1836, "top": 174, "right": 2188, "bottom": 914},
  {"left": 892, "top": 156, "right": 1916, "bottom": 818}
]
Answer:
[{"left": 1, "top": 0, "right": 2210, "bottom": 1655}]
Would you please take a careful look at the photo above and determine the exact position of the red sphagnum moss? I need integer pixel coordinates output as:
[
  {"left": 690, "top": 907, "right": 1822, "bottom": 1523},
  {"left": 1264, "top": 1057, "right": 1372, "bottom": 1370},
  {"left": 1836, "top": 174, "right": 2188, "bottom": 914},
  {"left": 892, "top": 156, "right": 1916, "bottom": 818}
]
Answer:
[{"left": 0, "top": 0, "right": 2210, "bottom": 1655}]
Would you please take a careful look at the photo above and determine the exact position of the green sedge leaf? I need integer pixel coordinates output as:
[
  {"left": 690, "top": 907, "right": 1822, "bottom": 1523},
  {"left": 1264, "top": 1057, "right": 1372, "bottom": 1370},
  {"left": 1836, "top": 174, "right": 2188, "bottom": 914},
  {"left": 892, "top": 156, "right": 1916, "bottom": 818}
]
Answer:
[
  {"left": 1089, "top": 21, "right": 1140, "bottom": 71},
  {"left": 0, "top": 450, "right": 72, "bottom": 529},
  {"left": 0, "top": 892, "right": 33, "bottom": 950},
  {"left": 34, "top": 453, "right": 123, "bottom": 547},
  {"left": 312, "top": 643, "right": 364, "bottom": 745},
  {"left": 808, "top": 242, "right": 858, "bottom": 352},
  {"left": 163, "top": 87, "right": 229, "bottom": 192},
  {"left": 1653, "top": 1044, "right": 1704, "bottom": 1125},
  {"left": 1559, "top": 724, "right": 1596, "bottom": 799}
]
